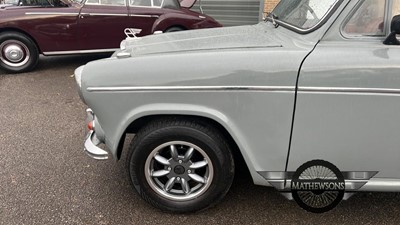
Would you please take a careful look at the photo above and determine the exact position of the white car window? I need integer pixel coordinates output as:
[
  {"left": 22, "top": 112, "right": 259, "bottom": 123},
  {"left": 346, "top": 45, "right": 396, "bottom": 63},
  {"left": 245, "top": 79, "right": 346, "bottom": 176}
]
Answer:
[
  {"left": 273, "top": 0, "right": 338, "bottom": 30},
  {"left": 394, "top": 0, "right": 400, "bottom": 16},
  {"left": 153, "top": 0, "right": 162, "bottom": 7},
  {"left": 307, "top": 0, "right": 335, "bottom": 19},
  {"left": 130, "top": 0, "right": 163, "bottom": 7},
  {"left": 130, "top": 0, "right": 150, "bottom": 6},
  {"left": 5, "top": 0, "right": 18, "bottom": 4},
  {"left": 344, "top": 0, "right": 386, "bottom": 36},
  {"left": 392, "top": 0, "right": 400, "bottom": 39}
]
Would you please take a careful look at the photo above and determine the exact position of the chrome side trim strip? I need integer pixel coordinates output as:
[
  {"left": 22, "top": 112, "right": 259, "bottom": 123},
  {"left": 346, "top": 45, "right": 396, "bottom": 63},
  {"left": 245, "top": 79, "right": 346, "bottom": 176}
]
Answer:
[
  {"left": 129, "top": 5, "right": 162, "bottom": 9},
  {"left": 43, "top": 48, "right": 118, "bottom": 55},
  {"left": 25, "top": 12, "right": 79, "bottom": 15},
  {"left": 298, "top": 87, "right": 400, "bottom": 95},
  {"left": 258, "top": 171, "right": 378, "bottom": 191},
  {"left": 86, "top": 86, "right": 296, "bottom": 92},
  {"left": 86, "top": 86, "right": 400, "bottom": 95},
  {"left": 89, "top": 13, "right": 128, "bottom": 16},
  {"left": 358, "top": 179, "right": 400, "bottom": 192},
  {"left": 130, "top": 14, "right": 159, "bottom": 18},
  {"left": 260, "top": 179, "right": 372, "bottom": 191},
  {"left": 85, "top": 3, "right": 126, "bottom": 6}
]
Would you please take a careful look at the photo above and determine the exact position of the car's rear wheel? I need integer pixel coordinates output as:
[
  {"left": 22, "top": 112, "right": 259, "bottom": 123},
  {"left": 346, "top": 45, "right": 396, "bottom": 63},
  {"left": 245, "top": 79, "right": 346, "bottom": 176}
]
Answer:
[
  {"left": 0, "top": 32, "right": 39, "bottom": 73},
  {"left": 127, "top": 118, "right": 234, "bottom": 213}
]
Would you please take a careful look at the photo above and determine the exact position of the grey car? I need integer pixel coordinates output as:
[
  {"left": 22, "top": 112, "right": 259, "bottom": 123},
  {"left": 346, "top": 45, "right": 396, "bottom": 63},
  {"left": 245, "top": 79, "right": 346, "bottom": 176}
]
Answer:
[{"left": 75, "top": 0, "right": 400, "bottom": 213}]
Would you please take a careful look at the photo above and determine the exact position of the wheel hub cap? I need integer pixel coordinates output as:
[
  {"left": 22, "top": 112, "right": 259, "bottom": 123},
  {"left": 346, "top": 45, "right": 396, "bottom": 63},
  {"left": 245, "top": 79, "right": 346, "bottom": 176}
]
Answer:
[
  {"left": 4, "top": 45, "right": 24, "bottom": 62},
  {"left": 174, "top": 165, "right": 185, "bottom": 175},
  {"left": 0, "top": 40, "right": 30, "bottom": 68}
]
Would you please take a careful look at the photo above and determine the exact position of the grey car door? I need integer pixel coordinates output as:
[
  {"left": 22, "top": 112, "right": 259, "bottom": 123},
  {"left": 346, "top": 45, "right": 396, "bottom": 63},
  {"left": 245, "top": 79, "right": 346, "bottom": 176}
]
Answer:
[{"left": 288, "top": 0, "right": 400, "bottom": 179}]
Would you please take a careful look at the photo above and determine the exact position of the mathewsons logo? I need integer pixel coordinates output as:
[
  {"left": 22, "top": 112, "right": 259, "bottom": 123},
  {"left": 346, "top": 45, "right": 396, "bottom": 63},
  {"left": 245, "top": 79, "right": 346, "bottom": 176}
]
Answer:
[{"left": 291, "top": 160, "right": 345, "bottom": 213}]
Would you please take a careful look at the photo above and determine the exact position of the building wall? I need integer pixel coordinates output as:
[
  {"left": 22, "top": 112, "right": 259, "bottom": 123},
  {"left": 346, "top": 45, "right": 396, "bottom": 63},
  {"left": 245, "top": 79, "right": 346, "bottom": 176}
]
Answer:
[
  {"left": 264, "top": 0, "right": 400, "bottom": 16},
  {"left": 264, "top": 0, "right": 280, "bottom": 13},
  {"left": 192, "top": 0, "right": 264, "bottom": 26}
]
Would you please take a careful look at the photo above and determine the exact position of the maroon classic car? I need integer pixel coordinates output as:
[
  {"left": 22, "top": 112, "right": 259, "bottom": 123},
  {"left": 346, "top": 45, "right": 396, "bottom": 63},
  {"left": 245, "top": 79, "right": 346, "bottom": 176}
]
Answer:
[{"left": 0, "top": 0, "right": 222, "bottom": 73}]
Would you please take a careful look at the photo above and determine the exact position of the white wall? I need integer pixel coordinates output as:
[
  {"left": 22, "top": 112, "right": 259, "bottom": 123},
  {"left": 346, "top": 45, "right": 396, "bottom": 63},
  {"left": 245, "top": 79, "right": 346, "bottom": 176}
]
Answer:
[{"left": 192, "top": 0, "right": 264, "bottom": 26}]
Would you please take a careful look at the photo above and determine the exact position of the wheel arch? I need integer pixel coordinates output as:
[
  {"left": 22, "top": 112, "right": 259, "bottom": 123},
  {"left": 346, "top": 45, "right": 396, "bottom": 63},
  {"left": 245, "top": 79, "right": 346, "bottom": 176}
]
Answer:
[
  {"left": 116, "top": 114, "right": 251, "bottom": 179},
  {"left": 0, "top": 27, "right": 42, "bottom": 53},
  {"left": 151, "top": 23, "right": 188, "bottom": 33},
  {"left": 151, "top": 13, "right": 190, "bottom": 33},
  {"left": 163, "top": 25, "right": 187, "bottom": 32}
]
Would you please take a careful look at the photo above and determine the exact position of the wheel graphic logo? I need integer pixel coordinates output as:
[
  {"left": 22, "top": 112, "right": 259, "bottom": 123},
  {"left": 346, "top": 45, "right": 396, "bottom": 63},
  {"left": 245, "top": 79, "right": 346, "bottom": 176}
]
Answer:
[{"left": 291, "top": 160, "right": 345, "bottom": 213}]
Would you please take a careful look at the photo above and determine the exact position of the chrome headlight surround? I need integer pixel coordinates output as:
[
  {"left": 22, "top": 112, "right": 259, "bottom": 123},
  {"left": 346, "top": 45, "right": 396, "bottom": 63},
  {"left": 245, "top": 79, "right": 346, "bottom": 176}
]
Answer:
[
  {"left": 120, "top": 39, "right": 127, "bottom": 50},
  {"left": 74, "top": 65, "right": 85, "bottom": 103}
]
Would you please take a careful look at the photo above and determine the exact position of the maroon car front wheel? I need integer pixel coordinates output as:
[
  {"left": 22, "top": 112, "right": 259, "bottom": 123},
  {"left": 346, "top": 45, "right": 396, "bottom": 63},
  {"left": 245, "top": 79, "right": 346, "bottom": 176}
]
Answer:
[{"left": 0, "top": 32, "right": 39, "bottom": 73}]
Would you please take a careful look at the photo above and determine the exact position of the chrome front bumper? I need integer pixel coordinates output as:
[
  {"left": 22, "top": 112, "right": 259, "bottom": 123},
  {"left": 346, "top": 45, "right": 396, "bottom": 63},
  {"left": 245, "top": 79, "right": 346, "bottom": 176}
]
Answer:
[
  {"left": 84, "top": 130, "right": 109, "bottom": 160},
  {"left": 84, "top": 108, "right": 109, "bottom": 160}
]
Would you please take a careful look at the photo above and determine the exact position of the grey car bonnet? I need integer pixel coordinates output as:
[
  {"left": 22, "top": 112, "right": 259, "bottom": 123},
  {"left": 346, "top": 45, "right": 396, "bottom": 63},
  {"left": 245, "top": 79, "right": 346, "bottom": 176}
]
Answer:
[{"left": 121, "top": 23, "right": 283, "bottom": 57}]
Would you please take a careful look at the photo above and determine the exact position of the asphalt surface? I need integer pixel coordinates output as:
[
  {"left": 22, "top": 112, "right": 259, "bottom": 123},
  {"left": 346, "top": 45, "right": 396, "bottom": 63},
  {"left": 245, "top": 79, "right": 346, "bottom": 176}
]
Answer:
[{"left": 1, "top": 55, "right": 400, "bottom": 224}]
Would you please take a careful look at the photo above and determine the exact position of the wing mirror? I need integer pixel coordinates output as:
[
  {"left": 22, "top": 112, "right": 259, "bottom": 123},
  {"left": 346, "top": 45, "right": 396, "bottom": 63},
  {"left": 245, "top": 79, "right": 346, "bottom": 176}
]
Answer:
[{"left": 383, "top": 15, "right": 400, "bottom": 45}]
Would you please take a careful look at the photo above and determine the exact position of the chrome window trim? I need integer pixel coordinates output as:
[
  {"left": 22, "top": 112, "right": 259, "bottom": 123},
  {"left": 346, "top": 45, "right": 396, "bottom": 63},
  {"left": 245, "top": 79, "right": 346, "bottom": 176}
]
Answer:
[
  {"left": 25, "top": 12, "right": 79, "bottom": 15},
  {"left": 340, "top": 0, "right": 388, "bottom": 39},
  {"left": 86, "top": 86, "right": 296, "bottom": 92},
  {"left": 43, "top": 48, "right": 118, "bottom": 55},
  {"left": 270, "top": 0, "right": 343, "bottom": 34}
]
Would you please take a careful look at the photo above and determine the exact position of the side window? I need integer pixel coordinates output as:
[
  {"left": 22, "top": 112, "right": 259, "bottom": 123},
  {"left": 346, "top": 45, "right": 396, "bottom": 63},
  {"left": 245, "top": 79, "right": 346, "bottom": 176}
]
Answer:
[
  {"left": 86, "top": 0, "right": 126, "bottom": 6},
  {"left": 394, "top": 0, "right": 400, "bottom": 15},
  {"left": 153, "top": 0, "right": 162, "bottom": 7},
  {"left": 130, "top": 0, "right": 162, "bottom": 7},
  {"left": 344, "top": 0, "right": 386, "bottom": 36},
  {"left": 86, "top": 0, "right": 100, "bottom": 4},
  {"left": 5, "top": 0, "right": 18, "bottom": 4},
  {"left": 130, "top": 0, "right": 151, "bottom": 6},
  {"left": 392, "top": 0, "right": 400, "bottom": 39}
]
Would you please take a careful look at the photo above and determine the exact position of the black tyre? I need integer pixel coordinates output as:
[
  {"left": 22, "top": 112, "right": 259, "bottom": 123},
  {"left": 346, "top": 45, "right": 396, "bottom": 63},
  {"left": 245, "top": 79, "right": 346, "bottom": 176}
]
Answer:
[
  {"left": 165, "top": 27, "right": 184, "bottom": 33},
  {"left": 127, "top": 118, "right": 235, "bottom": 213},
  {"left": 0, "top": 32, "right": 39, "bottom": 73}
]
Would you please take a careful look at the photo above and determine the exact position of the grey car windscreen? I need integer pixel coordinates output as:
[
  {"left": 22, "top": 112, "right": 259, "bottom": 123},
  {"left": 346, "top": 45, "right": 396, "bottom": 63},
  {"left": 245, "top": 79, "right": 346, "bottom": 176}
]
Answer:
[{"left": 273, "top": 0, "right": 340, "bottom": 31}]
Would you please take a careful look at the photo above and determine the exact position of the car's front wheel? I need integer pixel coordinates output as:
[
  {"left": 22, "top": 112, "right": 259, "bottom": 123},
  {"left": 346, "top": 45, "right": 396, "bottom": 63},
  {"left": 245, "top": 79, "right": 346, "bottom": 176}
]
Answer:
[
  {"left": 127, "top": 118, "right": 235, "bottom": 213},
  {"left": 0, "top": 32, "right": 39, "bottom": 73}
]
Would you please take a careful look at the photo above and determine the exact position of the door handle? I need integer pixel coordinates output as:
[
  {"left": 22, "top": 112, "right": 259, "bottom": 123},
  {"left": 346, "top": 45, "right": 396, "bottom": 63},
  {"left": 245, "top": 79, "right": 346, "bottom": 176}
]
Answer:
[{"left": 79, "top": 13, "right": 90, "bottom": 19}]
